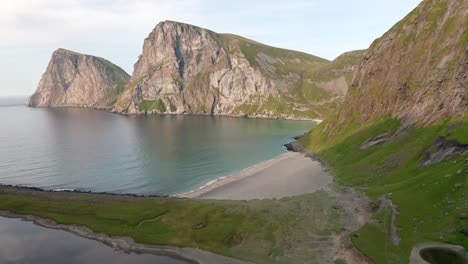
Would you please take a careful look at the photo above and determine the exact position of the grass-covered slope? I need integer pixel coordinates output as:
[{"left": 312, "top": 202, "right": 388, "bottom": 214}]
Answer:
[
  {"left": 302, "top": 117, "right": 467, "bottom": 263},
  {"left": 223, "top": 37, "right": 365, "bottom": 119},
  {"left": 219, "top": 33, "right": 328, "bottom": 75},
  {"left": 0, "top": 187, "right": 342, "bottom": 264}
]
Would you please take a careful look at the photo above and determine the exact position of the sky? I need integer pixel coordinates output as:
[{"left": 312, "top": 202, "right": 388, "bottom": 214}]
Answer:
[{"left": 0, "top": 0, "right": 422, "bottom": 96}]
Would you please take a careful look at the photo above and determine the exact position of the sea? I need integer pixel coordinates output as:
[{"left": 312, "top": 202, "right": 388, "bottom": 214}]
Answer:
[{"left": 0, "top": 96, "right": 316, "bottom": 195}]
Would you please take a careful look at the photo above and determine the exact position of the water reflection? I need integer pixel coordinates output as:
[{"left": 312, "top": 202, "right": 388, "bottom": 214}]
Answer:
[
  {"left": 0, "top": 106, "right": 316, "bottom": 195},
  {"left": 0, "top": 217, "right": 186, "bottom": 264}
]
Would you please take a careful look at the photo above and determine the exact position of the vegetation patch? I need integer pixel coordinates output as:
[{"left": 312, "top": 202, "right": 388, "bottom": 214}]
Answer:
[
  {"left": 138, "top": 99, "right": 167, "bottom": 112},
  {"left": 107, "top": 83, "right": 125, "bottom": 106},
  {"left": 0, "top": 188, "right": 342, "bottom": 264}
]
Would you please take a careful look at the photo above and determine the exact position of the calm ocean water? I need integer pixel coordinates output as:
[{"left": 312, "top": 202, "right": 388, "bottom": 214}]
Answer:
[{"left": 0, "top": 97, "right": 316, "bottom": 195}]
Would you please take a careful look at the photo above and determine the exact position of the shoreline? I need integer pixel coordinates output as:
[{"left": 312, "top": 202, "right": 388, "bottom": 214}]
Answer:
[
  {"left": 0, "top": 139, "right": 374, "bottom": 264},
  {"left": 182, "top": 151, "right": 334, "bottom": 200},
  {"left": 25, "top": 104, "right": 323, "bottom": 122},
  {"left": 176, "top": 152, "right": 294, "bottom": 199},
  {"left": 0, "top": 183, "right": 169, "bottom": 198},
  {"left": 0, "top": 211, "right": 249, "bottom": 264},
  {"left": 0, "top": 148, "right": 328, "bottom": 201}
]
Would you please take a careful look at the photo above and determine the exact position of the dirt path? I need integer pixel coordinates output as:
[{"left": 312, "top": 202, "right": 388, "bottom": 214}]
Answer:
[
  {"left": 379, "top": 196, "right": 401, "bottom": 246},
  {"left": 325, "top": 185, "right": 375, "bottom": 264}
]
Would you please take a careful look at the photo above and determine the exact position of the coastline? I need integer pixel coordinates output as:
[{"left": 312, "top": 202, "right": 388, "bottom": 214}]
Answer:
[
  {"left": 0, "top": 211, "right": 250, "bottom": 264},
  {"left": 179, "top": 151, "right": 333, "bottom": 200},
  {"left": 0, "top": 141, "right": 374, "bottom": 264},
  {"left": 177, "top": 152, "right": 293, "bottom": 199},
  {"left": 26, "top": 104, "right": 323, "bottom": 122}
]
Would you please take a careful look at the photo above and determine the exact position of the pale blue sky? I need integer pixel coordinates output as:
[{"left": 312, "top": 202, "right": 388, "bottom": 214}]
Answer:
[{"left": 1, "top": 0, "right": 422, "bottom": 96}]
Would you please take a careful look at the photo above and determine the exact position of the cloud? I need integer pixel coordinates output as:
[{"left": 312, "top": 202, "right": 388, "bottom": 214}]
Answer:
[
  {"left": 0, "top": 0, "right": 202, "bottom": 47},
  {"left": 0, "top": 0, "right": 325, "bottom": 48}
]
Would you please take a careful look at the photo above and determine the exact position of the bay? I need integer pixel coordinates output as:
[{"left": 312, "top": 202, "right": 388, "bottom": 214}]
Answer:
[{"left": 0, "top": 101, "right": 316, "bottom": 195}]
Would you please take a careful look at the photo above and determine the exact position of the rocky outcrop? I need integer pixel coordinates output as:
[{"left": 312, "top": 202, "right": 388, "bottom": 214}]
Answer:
[
  {"left": 326, "top": 0, "right": 467, "bottom": 134},
  {"left": 29, "top": 49, "right": 130, "bottom": 109},
  {"left": 29, "top": 22, "right": 363, "bottom": 119},
  {"left": 419, "top": 136, "right": 468, "bottom": 167},
  {"left": 113, "top": 21, "right": 360, "bottom": 119}
]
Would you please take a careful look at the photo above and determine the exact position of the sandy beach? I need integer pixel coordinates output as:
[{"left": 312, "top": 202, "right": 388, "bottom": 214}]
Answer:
[{"left": 179, "top": 151, "right": 332, "bottom": 200}]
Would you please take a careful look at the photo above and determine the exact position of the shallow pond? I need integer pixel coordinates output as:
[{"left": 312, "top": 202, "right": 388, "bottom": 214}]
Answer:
[{"left": 0, "top": 217, "right": 187, "bottom": 264}]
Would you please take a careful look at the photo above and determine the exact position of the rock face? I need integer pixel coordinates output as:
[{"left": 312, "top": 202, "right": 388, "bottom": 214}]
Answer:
[
  {"left": 29, "top": 49, "right": 130, "bottom": 109},
  {"left": 29, "top": 22, "right": 363, "bottom": 119},
  {"left": 328, "top": 0, "right": 467, "bottom": 133},
  {"left": 114, "top": 21, "right": 361, "bottom": 119}
]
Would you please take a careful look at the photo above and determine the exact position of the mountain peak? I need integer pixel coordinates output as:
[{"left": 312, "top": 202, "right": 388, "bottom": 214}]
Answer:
[
  {"left": 54, "top": 48, "right": 83, "bottom": 56},
  {"left": 114, "top": 21, "right": 353, "bottom": 118},
  {"left": 29, "top": 49, "right": 130, "bottom": 108}
]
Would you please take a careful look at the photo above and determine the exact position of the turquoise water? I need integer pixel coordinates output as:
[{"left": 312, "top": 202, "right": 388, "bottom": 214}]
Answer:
[{"left": 0, "top": 103, "right": 316, "bottom": 195}]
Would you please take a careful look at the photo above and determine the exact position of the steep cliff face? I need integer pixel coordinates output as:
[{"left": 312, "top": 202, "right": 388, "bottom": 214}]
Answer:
[
  {"left": 327, "top": 0, "right": 467, "bottom": 134},
  {"left": 29, "top": 49, "right": 130, "bottom": 109},
  {"left": 114, "top": 21, "right": 359, "bottom": 119}
]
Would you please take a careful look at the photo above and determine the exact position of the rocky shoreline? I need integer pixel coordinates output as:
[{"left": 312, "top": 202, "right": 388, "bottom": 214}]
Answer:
[
  {"left": 0, "top": 184, "right": 168, "bottom": 198},
  {"left": 112, "top": 109, "right": 322, "bottom": 122},
  {"left": 28, "top": 103, "right": 323, "bottom": 122}
]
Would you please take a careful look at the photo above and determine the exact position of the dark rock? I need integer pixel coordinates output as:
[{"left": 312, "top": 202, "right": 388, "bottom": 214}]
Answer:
[
  {"left": 293, "top": 134, "right": 305, "bottom": 140},
  {"left": 284, "top": 141, "right": 304, "bottom": 152},
  {"left": 419, "top": 137, "right": 468, "bottom": 167},
  {"left": 460, "top": 229, "right": 468, "bottom": 237},
  {"left": 192, "top": 223, "right": 205, "bottom": 230},
  {"left": 359, "top": 132, "right": 393, "bottom": 149},
  {"left": 0, "top": 184, "right": 167, "bottom": 198},
  {"left": 459, "top": 213, "right": 468, "bottom": 220}
]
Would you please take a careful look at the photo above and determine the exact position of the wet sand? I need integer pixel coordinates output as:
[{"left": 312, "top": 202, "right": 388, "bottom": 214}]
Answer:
[{"left": 179, "top": 152, "right": 333, "bottom": 200}]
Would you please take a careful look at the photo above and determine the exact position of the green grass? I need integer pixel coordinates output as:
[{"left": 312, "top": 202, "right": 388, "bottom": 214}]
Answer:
[
  {"left": 107, "top": 83, "right": 125, "bottom": 106},
  {"left": 301, "top": 117, "right": 468, "bottom": 263},
  {"left": 138, "top": 99, "right": 167, "bottom": 112},
  {"left": 0, "top": 188, "right": 342, "bottom": 264},
  {"left": 306, "top": 50, "right": 365, "bottom": 83},
  {"left": 427, "top": 0, "right": 448, "bottom": 22},
  {"left": 217, "top": 34, "right": 363, "bottom": 121},
  {"left": 219, "top": 33, "right": 328, "bottom": 75}
]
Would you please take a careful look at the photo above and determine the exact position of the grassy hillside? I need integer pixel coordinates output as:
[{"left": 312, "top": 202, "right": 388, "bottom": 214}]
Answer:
[
  {"left": 301, "top": 117, "right": 467, "bottom": 263},
  {"left": 219, "top": 34, "right": 364, "bottom": 119},
  {"left": 0, "top": 187, "right": 342, "bottom": 264},
  {"left": 282, "top": 50, "right": 366, "bottom": 118},
  {"left": 219, "top": 33, "right": 328, "bottom": 75},
  {"left": 306, "top": 50, "right": 365, "bottom": 83}
]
